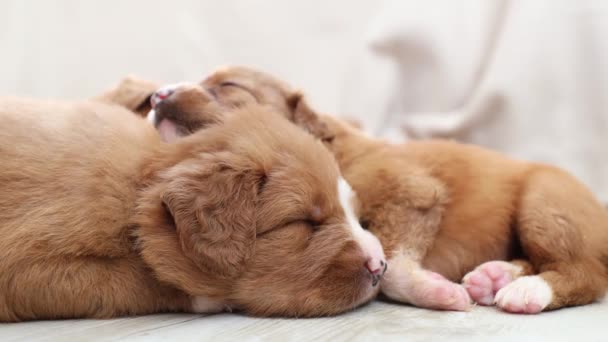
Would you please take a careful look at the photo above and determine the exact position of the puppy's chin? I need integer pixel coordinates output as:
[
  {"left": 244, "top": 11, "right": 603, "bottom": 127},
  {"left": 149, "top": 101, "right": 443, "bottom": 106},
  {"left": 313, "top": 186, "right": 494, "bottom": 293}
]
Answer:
[{"left": 147, "top": 109, "right": 182, "bottom": 143}]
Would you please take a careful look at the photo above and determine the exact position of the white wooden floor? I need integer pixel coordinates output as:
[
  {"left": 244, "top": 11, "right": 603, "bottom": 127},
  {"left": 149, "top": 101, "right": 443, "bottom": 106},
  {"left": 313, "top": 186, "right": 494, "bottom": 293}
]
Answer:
[{"left": 1, "top": 297, "right": 606, "bottom": 341}]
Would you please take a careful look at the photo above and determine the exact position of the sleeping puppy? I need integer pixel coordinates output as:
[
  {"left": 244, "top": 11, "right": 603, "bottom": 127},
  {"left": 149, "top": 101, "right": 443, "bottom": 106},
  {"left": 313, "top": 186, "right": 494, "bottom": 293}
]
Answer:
[
  {"left": 289, "top": 103, "right": 608, "bottom": 314},
  {"left": 154, "top": 66, "right": 608, "bottom": 314},
  {"left": 145, "top": 66, "right": 297, "bottom": 139},
  {"left": 0, "top": 96, "right": 386, "bottom": 321}
]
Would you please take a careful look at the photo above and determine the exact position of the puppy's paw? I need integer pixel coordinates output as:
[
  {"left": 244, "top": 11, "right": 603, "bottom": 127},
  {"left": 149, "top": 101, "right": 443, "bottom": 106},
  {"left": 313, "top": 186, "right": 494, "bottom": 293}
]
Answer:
[
  {"left": 462, "top": 261, "right": 520, "bottom": 305},
  {"left": 191, "top": 296, "right": 225, "bottom": 314},
  {"left": 494, "top": 276, "right": 553, "bottom": 314},
  {"left": 409, "top": 271, "right": 473, "bottom": 311}
]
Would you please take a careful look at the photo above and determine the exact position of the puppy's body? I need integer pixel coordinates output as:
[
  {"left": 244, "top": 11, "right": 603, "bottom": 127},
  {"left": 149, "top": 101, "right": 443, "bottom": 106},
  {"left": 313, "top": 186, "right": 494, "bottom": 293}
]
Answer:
[
  {"left": 343, "top": 136, "right": 608, "bottom": 274},
  {"left": 308, "top": 114, "right": 608, "bottom": 313},
  {"left": 0, "top": 99, "right": 189, "bottom": 320},
  {"left": 0, "top": 98, "right": 385, "bottom": 321},
  {"left": 184, "top": 66, "right": 608, "bottom": 313}
]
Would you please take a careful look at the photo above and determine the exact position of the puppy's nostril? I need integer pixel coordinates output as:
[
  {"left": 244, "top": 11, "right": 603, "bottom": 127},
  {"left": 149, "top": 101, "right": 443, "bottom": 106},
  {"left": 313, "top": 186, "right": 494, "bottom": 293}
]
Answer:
[{"left": 150, "top": 88, "right": 175, "bottom": 108}]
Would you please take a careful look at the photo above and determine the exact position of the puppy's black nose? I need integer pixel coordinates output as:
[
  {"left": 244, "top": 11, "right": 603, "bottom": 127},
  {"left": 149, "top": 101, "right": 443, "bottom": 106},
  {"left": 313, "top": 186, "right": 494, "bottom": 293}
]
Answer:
[{"left": 150, "top": 87, "right": 175, "bottom": 108}]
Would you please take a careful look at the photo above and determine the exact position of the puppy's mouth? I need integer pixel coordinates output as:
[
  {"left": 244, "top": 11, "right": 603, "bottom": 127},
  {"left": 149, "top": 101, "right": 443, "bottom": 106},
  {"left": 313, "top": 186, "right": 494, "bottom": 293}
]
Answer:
[{"left": 147, "top": 109, "right": 184, "bottom": 143}]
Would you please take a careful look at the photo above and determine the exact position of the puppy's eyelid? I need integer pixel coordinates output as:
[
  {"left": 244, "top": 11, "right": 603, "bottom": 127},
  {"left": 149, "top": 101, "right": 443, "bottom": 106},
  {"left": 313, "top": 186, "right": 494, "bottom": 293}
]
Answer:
[
  {"left": 305, "top": 219, "right": 321, "bottom": 230},
  {"left": 218, "top": 81, "right": 260, "bottom": 103},
  {"left": 322, "top": 136, "right": 335, "bottom": 144},
  {"left": 219, "top": 81, "right": 241, "bottom": 88}
]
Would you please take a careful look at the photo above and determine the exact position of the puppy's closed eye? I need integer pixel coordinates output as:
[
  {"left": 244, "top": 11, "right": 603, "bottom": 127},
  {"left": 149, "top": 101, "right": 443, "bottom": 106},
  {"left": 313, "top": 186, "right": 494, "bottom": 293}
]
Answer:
[
  {"left": 210, "top": 81, "right": 258, "bottom": 105},
  {"left": 321, "top": 136, "right": 335, "bottom": 144},
  {"left": 305, "top": 220, "right": 322, "bottom": 234},
  {"left": 219, "top": 81, "right": 244, "bottom": 89}
]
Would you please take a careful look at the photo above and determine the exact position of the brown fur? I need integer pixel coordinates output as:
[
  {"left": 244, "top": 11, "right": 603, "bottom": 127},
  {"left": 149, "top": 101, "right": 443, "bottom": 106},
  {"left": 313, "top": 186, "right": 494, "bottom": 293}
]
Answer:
[
  {"left": 163, "top": 66, "right": 608, "bottom": 311},
  {"left": 0, "top": 98, "right": 380, "bottom": 322},
  {"left": 301, "top": 112, "right": 608, "bottom": 311}
]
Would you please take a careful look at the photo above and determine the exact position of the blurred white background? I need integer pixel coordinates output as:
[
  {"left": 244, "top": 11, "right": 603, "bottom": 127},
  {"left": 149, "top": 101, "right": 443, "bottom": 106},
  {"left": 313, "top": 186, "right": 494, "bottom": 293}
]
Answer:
[
  {"left": 2, "top": 0, "right": 608, "bottom": 201},
  {"left": 0, "top": 0, "right": 382, "bottom": 114}
]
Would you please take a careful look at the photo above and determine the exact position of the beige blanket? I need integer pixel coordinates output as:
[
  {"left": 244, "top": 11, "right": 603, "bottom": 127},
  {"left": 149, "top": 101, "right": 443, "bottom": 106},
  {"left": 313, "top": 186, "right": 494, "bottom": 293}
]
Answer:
[{"left": 348, "top": 0, "right": 608, "bottom": 203}]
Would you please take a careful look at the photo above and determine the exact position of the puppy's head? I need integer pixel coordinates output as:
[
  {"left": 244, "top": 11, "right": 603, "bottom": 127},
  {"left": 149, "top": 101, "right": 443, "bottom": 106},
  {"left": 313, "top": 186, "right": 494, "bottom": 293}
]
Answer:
[
  {"left": 145, "top": 66, "right": 299, "bottom": 142},
  {"left": 137, "top": 103, "right": 386, "bottom": 317},
  {"left": 199, "top": 66, "right": 370, "bottom": 164},
  {"left": 147, "top": 66, "right": 363, "bottom": 151}
]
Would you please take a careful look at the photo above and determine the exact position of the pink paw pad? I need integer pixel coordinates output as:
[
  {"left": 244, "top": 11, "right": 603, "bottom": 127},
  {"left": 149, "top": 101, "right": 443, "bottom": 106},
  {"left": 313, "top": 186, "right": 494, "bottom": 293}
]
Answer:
[{"left": 462, "top": 261, "right": 518, "bottom": 306}]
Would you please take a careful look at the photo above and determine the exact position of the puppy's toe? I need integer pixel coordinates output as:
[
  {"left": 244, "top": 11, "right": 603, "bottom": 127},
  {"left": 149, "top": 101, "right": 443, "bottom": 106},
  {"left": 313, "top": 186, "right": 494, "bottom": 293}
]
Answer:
[
  {"left": 463, "top": 261, "right": 519, "bottom": 306},
  {"left": 494, "top": 276, "right": 553, "bottom": 314}
]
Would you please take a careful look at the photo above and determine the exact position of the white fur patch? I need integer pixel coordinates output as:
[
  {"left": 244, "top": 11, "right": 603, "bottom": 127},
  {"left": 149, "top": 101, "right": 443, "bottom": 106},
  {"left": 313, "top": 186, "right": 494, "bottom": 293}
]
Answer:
[
  {"left": 191, "top": 296, "right": 225, "bottom": 314},
  {"left": 494, "top": 275, "right": 553, "bottom": 313},
  {"left": 337, "top": 178, "right": 385, "bottom": 270},
  {"left": 337, "top": 178, "right": 361, "bottom": 235},
  {"left": 156, "top": 83, "right": 188, "bottom": 97},
  {"left": 146, "top": 109, "right": 156, "bottom": 124}
]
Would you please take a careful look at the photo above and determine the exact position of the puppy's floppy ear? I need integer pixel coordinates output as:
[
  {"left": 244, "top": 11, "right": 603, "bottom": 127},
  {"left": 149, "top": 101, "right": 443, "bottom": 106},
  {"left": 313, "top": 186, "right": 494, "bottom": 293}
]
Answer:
[
  {"left": 161, "top": 151, "right": 262, "bottom": 279},
  {"left": 94, "top": 75, "right": 159, "bottom": 116},
  {"left": 287, "top": 92, "right": 335, "bottom": 142}
]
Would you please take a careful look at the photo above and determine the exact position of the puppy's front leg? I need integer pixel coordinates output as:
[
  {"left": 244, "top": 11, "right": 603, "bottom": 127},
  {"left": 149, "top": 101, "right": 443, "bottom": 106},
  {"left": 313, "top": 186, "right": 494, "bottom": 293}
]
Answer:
[
  {"left": 382, "top": 255, "right": 472, "bottom": 311},
  {"left": 368, "top": 196, "right": 471, "bottom": 311}
]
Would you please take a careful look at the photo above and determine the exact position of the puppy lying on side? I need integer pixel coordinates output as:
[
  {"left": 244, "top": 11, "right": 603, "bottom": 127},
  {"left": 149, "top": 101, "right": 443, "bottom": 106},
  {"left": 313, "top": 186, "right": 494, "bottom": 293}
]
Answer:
[
  {"left": 291, "top": 103, "right": 608, "bottom": 313},
  {"left": 152, "top": 66, "right": 608, "bottom": 314},
  {"left": 0, "top": 96, "right": 386, "bottom": 321}
]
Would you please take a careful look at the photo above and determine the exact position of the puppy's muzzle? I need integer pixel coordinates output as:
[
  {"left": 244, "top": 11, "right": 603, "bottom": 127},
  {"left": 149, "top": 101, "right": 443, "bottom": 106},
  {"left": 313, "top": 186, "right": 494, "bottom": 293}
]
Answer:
[
  {"left": 150, "top": 86, "right": 176, "bottom": 108},
  {"left": 366, "top": 258, "right": 388, "bottom": 287}
]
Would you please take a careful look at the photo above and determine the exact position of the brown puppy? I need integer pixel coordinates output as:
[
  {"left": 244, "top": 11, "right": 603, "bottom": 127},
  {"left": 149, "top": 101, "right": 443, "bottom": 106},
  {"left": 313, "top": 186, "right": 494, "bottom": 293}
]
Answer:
[
  {"left": 0, "top": 97, "right": 386, "bottom": 321},
  {"left": 145, "top": 66, "right": 296, "bottom": 140},
  {"left": 157, "top": 66, "right": 608, "bottom": 314},
  {"left": 292, "top": 104, "right": 608, "bottom": 313}
]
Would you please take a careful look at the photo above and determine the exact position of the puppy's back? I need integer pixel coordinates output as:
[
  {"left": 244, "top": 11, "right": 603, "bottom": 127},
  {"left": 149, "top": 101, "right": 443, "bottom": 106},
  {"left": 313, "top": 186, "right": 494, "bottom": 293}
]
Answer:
[{"left": 0, "top": 98, "right": 159, "bottom": 257}]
